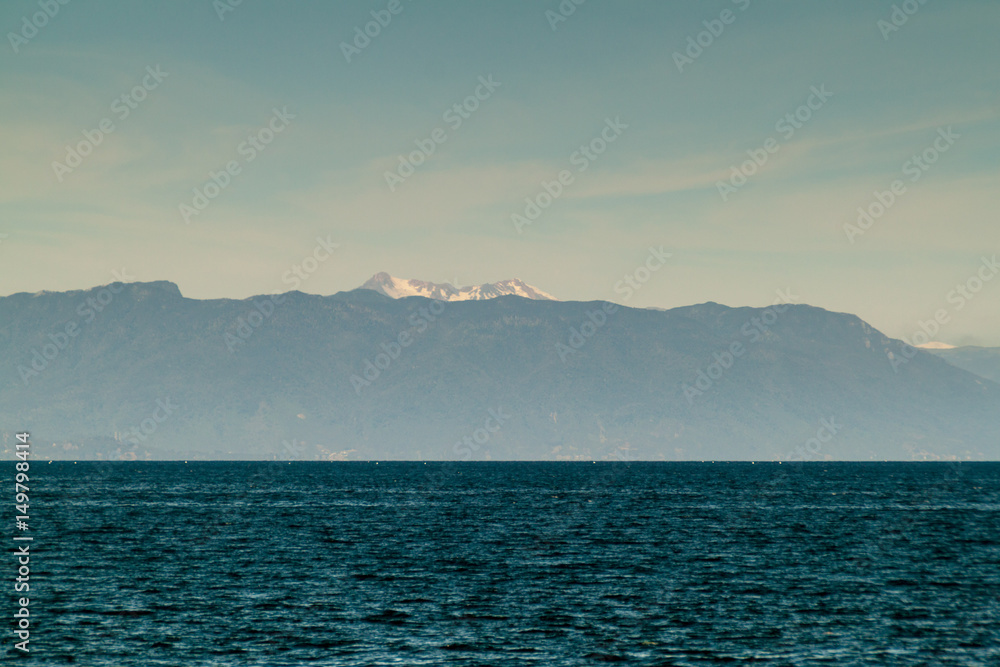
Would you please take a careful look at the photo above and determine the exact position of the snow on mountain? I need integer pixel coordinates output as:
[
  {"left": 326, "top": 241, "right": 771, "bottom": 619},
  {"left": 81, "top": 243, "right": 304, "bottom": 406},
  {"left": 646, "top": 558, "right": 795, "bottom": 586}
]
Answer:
[
  {"left": 359, "top": 272, "right": 557, "bottom": 301},
  {"left": 915, "top": 341, "right": 956, "bottom": 350}
]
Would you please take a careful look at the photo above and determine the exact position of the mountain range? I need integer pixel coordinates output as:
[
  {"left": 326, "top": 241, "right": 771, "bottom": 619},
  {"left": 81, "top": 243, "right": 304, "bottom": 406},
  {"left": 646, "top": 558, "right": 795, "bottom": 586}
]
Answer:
[
  {"left": 927, "top": 346, "right": 1000, "bottom": 384},
  {"left": 1, "top": 280, "right": 997, "bottom": 461}
]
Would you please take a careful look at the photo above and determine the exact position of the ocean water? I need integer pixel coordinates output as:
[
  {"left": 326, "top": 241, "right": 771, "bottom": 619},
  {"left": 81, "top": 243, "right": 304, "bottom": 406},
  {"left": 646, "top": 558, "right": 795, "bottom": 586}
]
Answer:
[{"left": 8, "top": 461, "right": 1000, "bottom": 665}]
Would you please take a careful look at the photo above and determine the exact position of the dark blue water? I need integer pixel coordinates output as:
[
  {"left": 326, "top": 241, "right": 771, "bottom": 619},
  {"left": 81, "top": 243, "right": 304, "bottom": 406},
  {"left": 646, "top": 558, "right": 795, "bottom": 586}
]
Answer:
[{"left": 7, "top": 462, "right": 1000, "bottom": 665}]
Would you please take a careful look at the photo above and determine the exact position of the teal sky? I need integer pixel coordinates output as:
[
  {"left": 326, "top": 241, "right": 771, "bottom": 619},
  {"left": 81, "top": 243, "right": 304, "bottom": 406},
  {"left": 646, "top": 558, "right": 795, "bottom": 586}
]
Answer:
[{"left": 2, "top": 0, "right": 998, "bottom": 345}]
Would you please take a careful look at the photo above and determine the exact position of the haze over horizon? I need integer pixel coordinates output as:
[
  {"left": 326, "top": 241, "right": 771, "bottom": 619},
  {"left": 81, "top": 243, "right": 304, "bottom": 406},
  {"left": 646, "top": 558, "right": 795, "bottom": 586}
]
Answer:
[{"left": 2, "top": 0, "right": 998, "bottom": 345}]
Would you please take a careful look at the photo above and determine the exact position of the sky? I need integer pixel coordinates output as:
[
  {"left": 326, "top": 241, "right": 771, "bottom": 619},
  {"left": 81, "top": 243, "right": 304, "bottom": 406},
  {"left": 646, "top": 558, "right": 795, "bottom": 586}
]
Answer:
[{"left": 1, "top": 0, "right": 998, "bottom": 345}]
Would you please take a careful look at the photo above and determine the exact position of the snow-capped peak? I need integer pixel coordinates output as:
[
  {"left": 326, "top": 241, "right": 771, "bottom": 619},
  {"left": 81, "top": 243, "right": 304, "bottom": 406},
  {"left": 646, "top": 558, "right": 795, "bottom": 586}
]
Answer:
[{"left": 359, "top": 272, "right": 558, "bottom": 301}]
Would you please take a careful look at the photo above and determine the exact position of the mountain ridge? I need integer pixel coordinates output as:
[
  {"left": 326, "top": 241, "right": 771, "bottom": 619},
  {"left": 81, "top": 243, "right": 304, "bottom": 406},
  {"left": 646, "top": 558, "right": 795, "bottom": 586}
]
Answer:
[
  {"left": 928, "top": 346, "right": 1000, "bottom": 384},
  {"left": 1, "top": 281, "right": 997, "bottom": 461}
]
